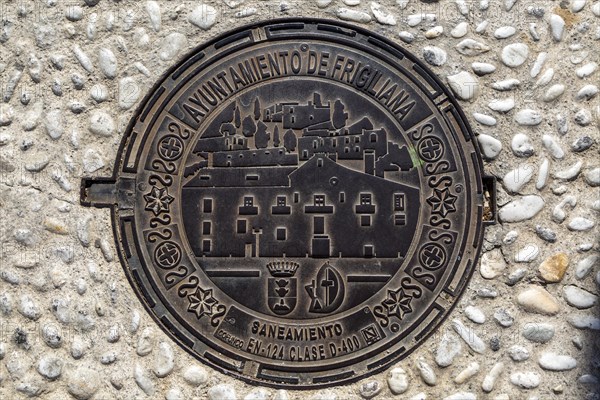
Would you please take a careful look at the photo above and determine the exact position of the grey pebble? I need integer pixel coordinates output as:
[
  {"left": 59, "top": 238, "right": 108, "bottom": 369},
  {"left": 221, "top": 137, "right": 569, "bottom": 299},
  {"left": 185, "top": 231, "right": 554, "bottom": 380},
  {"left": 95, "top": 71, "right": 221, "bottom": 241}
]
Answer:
[
  {"left": 435, "top": 331, "right": 462, "bottom": 367},
  {"left": 535, "top": 225, "right": 557, "bottom": 243},
  {"left": 37, "top": 356, "right": 63, "bottom": 380},
  {"left": 508, "top": 345, "right": 530, "bottom": 361},
  {"left": 522, "top": 322, "right": 555, "bottom": 343},
  {"left": 134, "top": 363, "right": 156, "bottom": 396},
  {"left": 489, "top": 335, "right": 501, "bottom": 351},
  {"left": 572, "top": 136, "right": 594, "bottom": 152},
  {"left": 100, "top": 351, "right": 117, "bottom": 365},
  {"left": 576, "top": 255, "right": 598, "bottom": 279},
  {"left": 42, "top": 324, "right": 63, "bottom": 348},
  {"left": 493, "top": 308, "right": 514, "bottom": 327}
]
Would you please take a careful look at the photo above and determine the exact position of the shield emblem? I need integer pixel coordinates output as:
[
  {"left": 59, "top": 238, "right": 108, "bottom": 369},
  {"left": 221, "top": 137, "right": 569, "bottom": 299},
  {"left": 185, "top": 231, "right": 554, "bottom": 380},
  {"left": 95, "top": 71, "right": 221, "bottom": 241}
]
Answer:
[{"left": 268, "top": 277, "right": 297, "bottom": 315}]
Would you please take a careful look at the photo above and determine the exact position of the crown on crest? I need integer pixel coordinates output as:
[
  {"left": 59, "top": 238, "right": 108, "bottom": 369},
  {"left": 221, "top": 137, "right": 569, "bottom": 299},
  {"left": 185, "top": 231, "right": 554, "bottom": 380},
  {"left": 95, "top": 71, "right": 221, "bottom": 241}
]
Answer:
[{"left": 266, "top": 260, "right": 299, "bottom": 277}]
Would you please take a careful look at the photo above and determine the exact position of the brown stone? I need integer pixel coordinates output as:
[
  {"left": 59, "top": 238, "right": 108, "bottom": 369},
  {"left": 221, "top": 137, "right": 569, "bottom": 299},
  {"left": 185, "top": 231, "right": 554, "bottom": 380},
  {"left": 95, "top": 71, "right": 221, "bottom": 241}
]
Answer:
[
  {"left": 517, "top": 286, "right": 561, "bottom": 315},
  {"left": 538, "top": 253, "right": 569, "bottom": 282}
]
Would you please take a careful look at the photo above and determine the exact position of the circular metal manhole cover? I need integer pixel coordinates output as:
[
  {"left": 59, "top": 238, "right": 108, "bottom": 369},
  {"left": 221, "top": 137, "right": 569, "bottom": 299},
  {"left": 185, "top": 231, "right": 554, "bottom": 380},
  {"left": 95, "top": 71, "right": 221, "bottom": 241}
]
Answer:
[{"left": 82, "top": 19, "right": 487, "bottom": 388}]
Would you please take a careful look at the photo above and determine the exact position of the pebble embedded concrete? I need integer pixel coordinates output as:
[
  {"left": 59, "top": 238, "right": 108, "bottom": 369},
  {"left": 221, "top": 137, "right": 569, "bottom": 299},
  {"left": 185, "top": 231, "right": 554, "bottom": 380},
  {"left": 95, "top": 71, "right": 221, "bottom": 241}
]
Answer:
[{"left": 0, "top": 0, "right": 598, "bottom": 399}]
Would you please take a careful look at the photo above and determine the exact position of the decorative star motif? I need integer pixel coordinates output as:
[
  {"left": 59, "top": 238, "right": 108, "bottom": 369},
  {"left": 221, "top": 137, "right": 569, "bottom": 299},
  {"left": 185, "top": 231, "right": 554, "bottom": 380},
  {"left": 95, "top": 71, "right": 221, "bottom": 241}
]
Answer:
[
  {"left": 144, "top": 186, "right": 174, "bottom": 216},
  {"left": 382, "top": 288, "right": 413, "bottom": 320},
  {"left": 187, "top": 287, "right": 218, "bottom": 319},
  {"left": 427, "top": 188, "right": 457, "bottom": 217}
]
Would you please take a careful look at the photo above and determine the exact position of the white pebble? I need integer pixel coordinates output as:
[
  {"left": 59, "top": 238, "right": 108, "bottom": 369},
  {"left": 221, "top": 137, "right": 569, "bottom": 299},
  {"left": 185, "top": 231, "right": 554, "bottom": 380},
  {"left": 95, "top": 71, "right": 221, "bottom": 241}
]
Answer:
[
  {"left": 451, "top": 22, "right": 468, "bottom": 38},
  {"left": 514, "top": 244, "right": 540, "bottom": 263},
  {"left": 501, "top": 43, "right": 529, "bottom": 68},
  {"left": 98, "top": 48, "right": 117, "bottom": 79},
  {"left": 574, "top": 109, "right": 593, "bottom": 126},
  {"left": 90, "top": 84, "right": 109, "bottom": 103},
  {"left": 154, "top": 342, "right": 175, "bottom": 378},
  {"left": 119, "top": 77, "right": 140, "bottom": 110},
  {"left": 447, "top": 71, "right": 479, "bottom": 101},
  {"left": 510, "top": 371, "right": 540, "bottom": 389},
  {"left": 563, "top": 285, "right": 598, "bottom": 309},
  {"left": 542, "top": 135, "right": 564, "bottom": 159},
  {"left": 146, "top": 1, "right": 161, "bottom": 32},
  {"left": 134, "top": 363, "right": 155, "bottom": 396},
  {"left": 73, "top": 45, "right": 93, "bottom": 73},
  {"left": 514, "top": 109, "right": 542, "bottom": 126},
  {"left": 387, "top": 367, "right": 409, "bottom": 395},
  {"left": 576, "top": 62, "right": 598, "bottom": 78},
  {"left": 568, "top": 217, "right": 595, "bottom": 231},
  {"left": 183, "top": 365, "right": 208, "bottom": 386},
  {"left": 494, "top": 26, "right": 516, "bottom": 39},
  {"left": 512, "top": 133, "right": 534, "bottom": 157},
  {"left": 549, "top": 14, "right": 565, "bottom": 41},
  {"left": 568, "top": 314, "right": 600, "bottom": 329},
  {"left": 585, "top": 167, "right": 600, "bottom": 186},
  {"left": 456, "top": 39, "right": 491, "bottom": 56},
  {"left": 423, "top": 46, "right": 447, "bottom": 66},
  {"left": 539, "top": 353, "right": 577, "bottom": 371},
  {"left": 543, "top": 84, "right": 565, "bottom": 102},
  {"left": 480, "top": 250, "right": 507, "bottom": 279},
  {"left": 83, "top": 149, "right": 105, "bottom": 173},
  {"left": 503, "top": 164, "right": 534, "bottom": 193},
  {"left": 44, "top": 109, "right": 63, "bottom": 140},
  {"left": 471, "top": 62, "right": 496, "bottom": 76},
  {"left": 208, "top": 384, "right": 237, "bottom": 400},
  {"left": 488, "top": 98, "right": 515, "bottom": 113},
  {"left": 18, "top": 295, "right": 41, "bottom": 320},
  {"left": 406, "top": 13, "right": 436, "bottom": 27},
  {"left": 416, "top": 358, "right": 437, "bottom": 386},
  {"left": 465, "top": 306, "right": 486, "bottom": 324},
  {"left": 554, "top": 161, "right": 583, "bottom": 180},
  {"left": 499, "top": 195, "right": 544, "bottom": 222},
  {"left": 398, "top": 31, "right": 415, "bottom": 43},
  {"left": 477, "top": 134, "right": 502, "bottom": 160},
  {"left": 482, "top": 362, "right": 504, "bottom": 392},
  {"left": 445, "top": 393, "right": 476, "bottom": 400},
  {"left": 454, "top": 362, "right": 480, "bottom": 384},
  {"left": 473, "top": 113, "right": 497, "bottom": 126},
  {"left": 508, "top": 345, "right": 530, "bottom": 361},
  {"left": 492, "top": 78, "right": 520, "bottom": 91},
  {"left": 536, "top": 70, "right": 555, "bottom": 90},
  {"left": 159, "top": 33, "right": 188, "bottom": 61},
  {"left": 552, "top": 195, "right": 577, "bottom": 223},
  {"left": 572, "top": 0, "right": 587, "bottom": 12},
  {"left": 536, "top": 158, "right": 550, "bottom": 190},
  {"left": 451, "top": 319, "right": 486, "bottom": 353},
  {"left": 530, "top": 52, "right": 547, "bottom": 78},
  {"left": 89, "top": 111, "right": 115, "bottom": 137},
  {"left": 37, "top": 356, "right": 63, "bottom": 380},
  {"left": 188, "top": 4, "right": 217, "bottom": 30},
  {"left": 435, "top": 332, "right": 462, "bottom": 367},
  {"left": 425, "top": 26, "right": 444, "bottom": 39},
  {"left": 336, "top": 8, "right": 372, "bottom": 23},
  {"left": 576, "top": 84, "right": 599, "bottom": 101},
  {"left": 371, "top": 2, "right": 396, "bottom": 25}
]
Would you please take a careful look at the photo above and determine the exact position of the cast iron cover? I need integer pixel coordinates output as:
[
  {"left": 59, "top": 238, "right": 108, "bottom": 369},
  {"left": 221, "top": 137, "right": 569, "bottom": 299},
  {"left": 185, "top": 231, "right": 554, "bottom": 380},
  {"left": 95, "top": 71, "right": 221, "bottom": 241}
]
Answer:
[{"left": 81, "top": 19, "right": 488, "bottom": 388}]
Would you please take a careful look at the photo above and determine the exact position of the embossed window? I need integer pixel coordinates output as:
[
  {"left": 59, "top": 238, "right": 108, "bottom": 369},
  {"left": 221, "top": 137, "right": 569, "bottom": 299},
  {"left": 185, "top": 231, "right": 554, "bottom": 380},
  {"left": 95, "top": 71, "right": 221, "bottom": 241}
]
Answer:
[
  {"left": 314, "top": 195, "right": 325, "bottom": 207},
  {"left": 244, "top": 197, "right": 254, "bottom": 207},
  {"left": 276, "top": 228, "right": 286, "bottom": 241},
  {"left": 360, "top": 193, "right": 372, "bottom": 205},
  {"left": 203, "top": 199, "right": 212, "bottom": 213},
  {"left": 394, "top": 193, "right": 405, "bottom": 211},
  {"left": 277, "top": 196, "right": 287, "bottom": 207},
  {"left": 237, "top": 219, "right": 247, "bottom": 234}
]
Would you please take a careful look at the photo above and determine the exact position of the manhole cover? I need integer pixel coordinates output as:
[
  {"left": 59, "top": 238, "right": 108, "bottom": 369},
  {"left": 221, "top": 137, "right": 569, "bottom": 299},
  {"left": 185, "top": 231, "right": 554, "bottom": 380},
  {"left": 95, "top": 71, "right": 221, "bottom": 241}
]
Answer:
[{"left": 82, "top": 19, "right": 490, "bottom": 388}]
